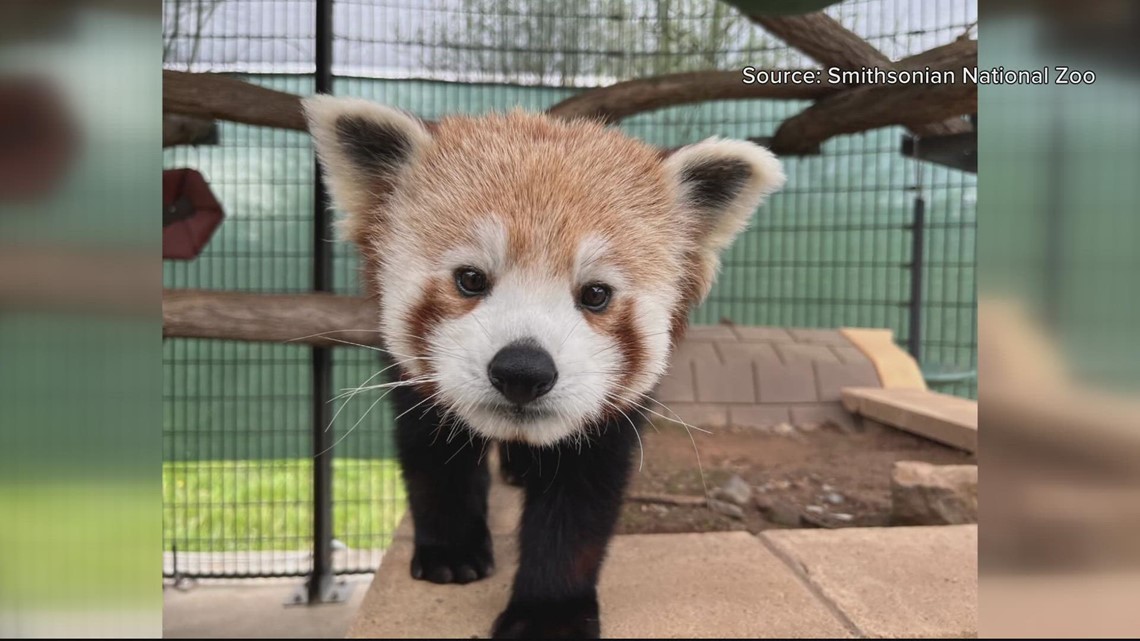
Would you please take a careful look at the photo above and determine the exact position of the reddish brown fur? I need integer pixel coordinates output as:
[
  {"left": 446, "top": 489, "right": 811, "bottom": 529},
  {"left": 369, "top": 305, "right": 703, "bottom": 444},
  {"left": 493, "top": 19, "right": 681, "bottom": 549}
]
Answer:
[
  {"left": 385, "top": 111, "right": 695, "bottom": 296},
  {"left": 405, "top": 277, "right": 480, "bottom": 358}
]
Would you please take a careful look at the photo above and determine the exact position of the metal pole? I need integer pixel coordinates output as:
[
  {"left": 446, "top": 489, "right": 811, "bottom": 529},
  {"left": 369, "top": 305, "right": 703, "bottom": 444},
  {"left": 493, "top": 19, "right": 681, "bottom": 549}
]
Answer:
[
  {"left": 308, "top": 0, "right": 336, "bottom": 605},
  {"left": 908, "top": 194, "right": 926, "bottom": 362}
]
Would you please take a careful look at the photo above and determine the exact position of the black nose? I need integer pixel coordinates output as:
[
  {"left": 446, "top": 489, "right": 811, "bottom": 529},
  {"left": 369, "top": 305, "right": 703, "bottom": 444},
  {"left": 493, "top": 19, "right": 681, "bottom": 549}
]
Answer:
[{"left": 488, "top": 342, "right": 558, "bottom": 406}]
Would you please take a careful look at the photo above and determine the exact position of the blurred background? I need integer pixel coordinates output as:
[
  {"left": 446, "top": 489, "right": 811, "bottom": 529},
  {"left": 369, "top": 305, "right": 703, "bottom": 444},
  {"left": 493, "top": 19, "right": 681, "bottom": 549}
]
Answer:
[
  {"left": 980, "top": 0, "right": 1140, "bottom": 636},
  {"left": 0, "top": 1, "right": 162, "bottom": 637}
]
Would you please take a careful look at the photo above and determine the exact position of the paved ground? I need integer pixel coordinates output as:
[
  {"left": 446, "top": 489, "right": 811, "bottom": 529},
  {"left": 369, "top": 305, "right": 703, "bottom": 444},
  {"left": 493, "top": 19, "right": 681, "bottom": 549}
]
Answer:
[
  {"left": 163, "top": 575, "right": 372, "bottom": 638},
  {"left": 349, "top": 485, "right": 977, "bottom": 639},
  {"left": 163, "top": 497, "right": 977, "bottom": 639}
]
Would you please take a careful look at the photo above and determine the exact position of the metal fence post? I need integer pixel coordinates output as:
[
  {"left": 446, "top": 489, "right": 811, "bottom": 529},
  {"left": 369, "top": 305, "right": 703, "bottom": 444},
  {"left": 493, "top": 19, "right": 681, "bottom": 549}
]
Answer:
[
  {"left": 306, "top": 0, "right": 338, "bottom": 605},
  {"left": 908, "top": 194, "right": 926, "bottom": 362}
]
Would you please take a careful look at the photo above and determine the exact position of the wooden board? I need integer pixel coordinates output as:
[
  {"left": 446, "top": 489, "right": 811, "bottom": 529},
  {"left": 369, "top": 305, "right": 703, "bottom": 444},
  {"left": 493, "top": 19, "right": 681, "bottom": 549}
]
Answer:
[{"left": 842, "top": 387, "right": 976, "bottom": 452}]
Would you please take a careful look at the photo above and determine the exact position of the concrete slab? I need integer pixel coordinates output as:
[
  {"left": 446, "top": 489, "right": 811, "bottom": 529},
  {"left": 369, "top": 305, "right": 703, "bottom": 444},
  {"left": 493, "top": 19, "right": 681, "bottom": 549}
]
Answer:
[
  {"left": 762, "top": 525, "right": 977, "bottom": 638},
  {"left": 731, "top": 326, "right": 795, "bottom": 343},
  {"left": 601, "top": 532, "right": 852, "bottom": 639},
  {"left": 777, "top": 343, "right": 842, "bottom": 364},
  {"left": 348, "top": 531, "right": 853, "bottom": 639},
  {"left": 668, "top": 402, "right": 729, "bottom": 428},
  {"left": 788, "top": 328, "right": 852, "bottom": 346},
  {"left": 163, "top": 576, "right": 371, "bottom": 639},
  {"left": 685, "top": 324, "right": 739, "bottom": 341},
  {"left": 694, "top": 358, "right": 756, "bottom": 403},
  {"left": 756, "top": 361, "right": 817, "bottom": 403},
  {"left": 729, "top": 404, "right": 793, "bottom": 430},
  {"left": 657, "top": 359, "right": 697, "bottom": 403},
  {"left": 815, "top": 361, "right": 880, "bottom": 402}
]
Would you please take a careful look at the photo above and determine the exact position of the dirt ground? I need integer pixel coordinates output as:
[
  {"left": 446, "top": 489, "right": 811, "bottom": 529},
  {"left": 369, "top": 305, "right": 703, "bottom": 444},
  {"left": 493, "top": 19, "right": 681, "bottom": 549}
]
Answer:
[{"left": 617, "top": 417, "right": 976, "bottom": 534}]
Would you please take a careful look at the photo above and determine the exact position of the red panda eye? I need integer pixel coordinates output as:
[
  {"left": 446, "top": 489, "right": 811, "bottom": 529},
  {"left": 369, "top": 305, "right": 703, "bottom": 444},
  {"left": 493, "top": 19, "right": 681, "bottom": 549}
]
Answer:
[
  {"left": 579, "top": 284, "right": 611, "bottom": 312},
  {"left": 455, "top": 268, "right": 488, "bottom": 296}
]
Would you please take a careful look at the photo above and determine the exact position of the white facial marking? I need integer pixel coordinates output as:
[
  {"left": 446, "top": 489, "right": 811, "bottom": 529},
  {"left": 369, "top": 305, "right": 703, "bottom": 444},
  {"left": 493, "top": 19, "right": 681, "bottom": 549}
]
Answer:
[
  {"left": 381, "top": 221, "right": 678, "bottom": 446},
  {"left": 430, "top": 268, "right": 623, "bottom": 446}
]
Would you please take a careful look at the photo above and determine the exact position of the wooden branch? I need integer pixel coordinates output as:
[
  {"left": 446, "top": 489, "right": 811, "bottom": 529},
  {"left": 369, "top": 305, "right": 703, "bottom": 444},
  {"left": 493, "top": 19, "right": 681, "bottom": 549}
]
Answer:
[
  {"left": 768, "top": 69, "right": 976, "bottom": 155},
  {"left": 750, "top": 11, "right": 972, "bottom": 137},
  {"left": 546, "top": 69, "right": 841, "bottom": 125},
  {"left": 0, "top": 246, "right": 155, "bottom": 315},
  {"left": 163, "top": 114, "right": 217, "bottom": 147},
  {"left": 750, "top": 11, "right": 891, "bottom": 70},
  {"left": 163, "top": 289, "right": 382, "bottom": 348},
  {"left": 163, "top": 70, "right": 308, "bottom": 131},
  {"left": 165, "top": 67, "right": 839, "bottom": 132}
]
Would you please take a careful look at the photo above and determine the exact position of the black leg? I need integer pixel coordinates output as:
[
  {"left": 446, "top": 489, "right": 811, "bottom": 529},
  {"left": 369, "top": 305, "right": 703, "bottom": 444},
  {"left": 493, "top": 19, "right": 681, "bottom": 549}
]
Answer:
[
  {"left": 492, "top": 417, "right": 638, "bottom": 639},
  {"left": 392, "top": 385, "right": 494, "bottom": 585}
]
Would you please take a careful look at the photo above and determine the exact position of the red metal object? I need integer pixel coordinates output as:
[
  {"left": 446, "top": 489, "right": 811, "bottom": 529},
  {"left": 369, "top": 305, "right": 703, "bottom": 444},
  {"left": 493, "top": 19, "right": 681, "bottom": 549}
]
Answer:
[
  {"left": 163, "top": 168, "right": 224, "bottom": 260},
  {"left": 0, "top": 77, "right": 80, "bottom": 203}
]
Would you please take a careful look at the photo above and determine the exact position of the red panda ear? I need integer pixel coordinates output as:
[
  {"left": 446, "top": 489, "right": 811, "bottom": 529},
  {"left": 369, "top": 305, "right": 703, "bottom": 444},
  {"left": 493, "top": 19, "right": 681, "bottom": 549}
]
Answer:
[
  {"left": 664, "top": 138, "right": 785, "bottom": 301},
  {"left": 302, "top": 95, "right": 431, "bottom": 246}
]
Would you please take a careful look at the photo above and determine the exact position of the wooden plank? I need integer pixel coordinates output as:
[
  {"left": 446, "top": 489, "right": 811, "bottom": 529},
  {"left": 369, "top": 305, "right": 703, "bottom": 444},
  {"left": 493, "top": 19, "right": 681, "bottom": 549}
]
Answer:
[
  {"left": 163, "top": 289, "right": 381, "bottom": 348},
  {"left": 839, "top": 328, "right": 926, "bottom": 390},
  {"left": 842, "top": 387, "right": 977, "bottom": 452}
]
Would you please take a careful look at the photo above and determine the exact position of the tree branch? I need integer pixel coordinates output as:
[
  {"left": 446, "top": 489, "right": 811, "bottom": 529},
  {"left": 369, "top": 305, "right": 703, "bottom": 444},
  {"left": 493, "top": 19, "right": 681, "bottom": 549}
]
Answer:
[
  {"left": 163, "top": 70, "right": 308, "bottom": 131},
  {"left": 546, "top": 69, "right": 841, "bottom": 125},
  {"left": 749, "top": 11, "right": 972, "bottom": 137},
  {"left": 749, "top": 11, "right": 891, "bottom": 70},
  {"left": 163, "top": 289, "right": 382, "bottom": 347},
  {"left": 768, "top": 61, "right": 976, "bottom": 155}
]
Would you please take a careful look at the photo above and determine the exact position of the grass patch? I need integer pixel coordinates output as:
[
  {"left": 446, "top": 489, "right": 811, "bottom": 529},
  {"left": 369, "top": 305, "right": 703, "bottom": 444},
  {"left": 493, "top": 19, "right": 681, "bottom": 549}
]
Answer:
[
  {"left": 0, "top": 482, "right": 157, "bottom": 606},
  {"left": 163, "top": 458, "right": 406, "bottom": 552}
]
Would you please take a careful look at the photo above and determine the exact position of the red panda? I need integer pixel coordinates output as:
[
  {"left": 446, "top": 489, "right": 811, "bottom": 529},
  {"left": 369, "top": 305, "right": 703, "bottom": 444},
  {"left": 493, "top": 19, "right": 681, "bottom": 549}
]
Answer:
[{"left": 304, "top": 95, "right": 784, "bottom": 639}]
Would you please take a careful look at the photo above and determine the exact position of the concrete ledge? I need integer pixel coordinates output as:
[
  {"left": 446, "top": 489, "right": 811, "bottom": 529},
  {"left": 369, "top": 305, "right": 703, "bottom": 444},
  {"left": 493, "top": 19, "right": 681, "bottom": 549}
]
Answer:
[
  {"left": 842, "top": 387, "right": 977, "bottom": 452},
  {"left": 762, "top": 525, "right": 978, "bottom": 638},
  {"left": 348, "top": 530, "right": 853, "bottom": 638}
]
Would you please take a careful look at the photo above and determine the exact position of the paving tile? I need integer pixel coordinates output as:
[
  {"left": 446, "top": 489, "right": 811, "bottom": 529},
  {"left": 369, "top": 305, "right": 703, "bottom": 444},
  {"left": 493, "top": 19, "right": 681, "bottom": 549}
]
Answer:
[
  {"left": 671, "top": 340, "right": 720, "bottom": 364},
  {"left": 684, "top": 324, "right": 738, "bottom": 341},
  {"left": 655, "top": 360, "right": 696, "bottom": 403},
  {"left": 351, "top": 531, "right": 851, "bottom": 638},
  {"left": 717, "top": 341, "right": 781, "bottom": 364},
  {"left": 348, "top": 535, "right": 516, "bottom": 638},
  {"left": 831, "top": 345, "right": 871, "bottom": 364},
  {"left": 789, "top": 328, "right": 852, "bottom": 346},
  {"left": 730, "top": 405, "right": 793, "bottom": 430},
  {"left": 756, "top": 360, "right": 818, "bottom": 403},
  {"left": 694, "top": 358, "right": 756, "bottom": 403},
  {"left": 776, "top": 343, "right": 842, "bottom": 364},
  {"left": 668, "top": 403, "right": 729, "bottom": 428},
  {"left": 602, "top": 533, "right": 851, "bottom": 638},
  {"left": 731, "top": 326, "right": 795, "bottom": 343},
  {"left": 790, "top": 404, "right": 858, "bottom": 433},
  {"left": 762, "top": 525, "right": 977, "bottom": 638},
  {"left": 815, "top": 362, "right": 881, "bottom": 402}
]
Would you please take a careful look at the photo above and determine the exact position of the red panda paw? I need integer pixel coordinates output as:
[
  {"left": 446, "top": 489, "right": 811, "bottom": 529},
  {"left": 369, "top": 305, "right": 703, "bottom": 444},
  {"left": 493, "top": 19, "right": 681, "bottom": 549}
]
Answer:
[
  {"left": 491, "top": 595, "right": 600, "bottom": 639},
  {"left": 409, "top": 531, "right": 494, "bottom": 585}
]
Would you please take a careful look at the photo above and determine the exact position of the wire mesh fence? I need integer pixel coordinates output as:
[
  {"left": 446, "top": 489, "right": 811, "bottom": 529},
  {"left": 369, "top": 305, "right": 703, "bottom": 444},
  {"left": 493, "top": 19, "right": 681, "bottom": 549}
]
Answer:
[{"left": 162, "top": 0, "right": 977, "bottom": 579}]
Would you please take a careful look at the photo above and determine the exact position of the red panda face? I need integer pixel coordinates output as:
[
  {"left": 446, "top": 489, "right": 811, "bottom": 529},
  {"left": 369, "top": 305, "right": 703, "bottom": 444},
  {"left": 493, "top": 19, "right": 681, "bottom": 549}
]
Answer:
[{"left": 305, "top": 98, "right": 784, "bottom": 445}]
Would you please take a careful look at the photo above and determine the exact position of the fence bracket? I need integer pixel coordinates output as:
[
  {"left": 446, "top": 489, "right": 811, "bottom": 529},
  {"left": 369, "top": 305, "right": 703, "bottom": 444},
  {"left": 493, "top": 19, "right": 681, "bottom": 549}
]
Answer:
[{"left": 286, "top": 575, "right": 353, "bottom": 606}]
